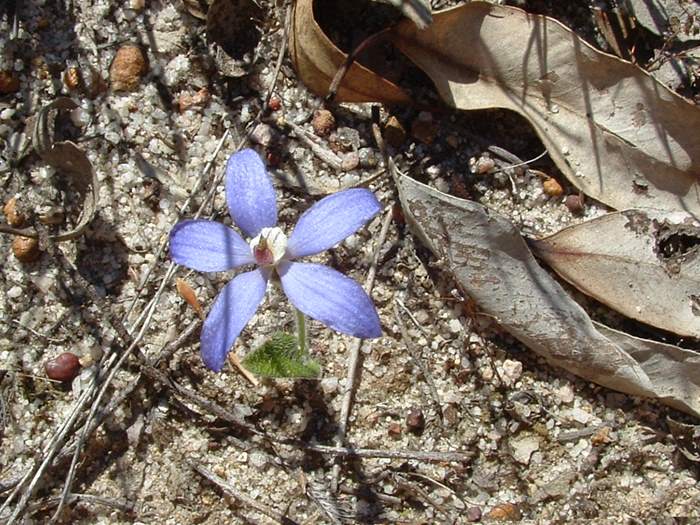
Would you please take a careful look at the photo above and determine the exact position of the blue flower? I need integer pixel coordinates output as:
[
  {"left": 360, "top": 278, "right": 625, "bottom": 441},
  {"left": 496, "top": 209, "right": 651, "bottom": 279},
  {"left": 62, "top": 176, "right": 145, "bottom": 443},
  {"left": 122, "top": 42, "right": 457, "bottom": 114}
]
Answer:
[{"left": 169, "top": 149, "right": 382, "bottom": 371}]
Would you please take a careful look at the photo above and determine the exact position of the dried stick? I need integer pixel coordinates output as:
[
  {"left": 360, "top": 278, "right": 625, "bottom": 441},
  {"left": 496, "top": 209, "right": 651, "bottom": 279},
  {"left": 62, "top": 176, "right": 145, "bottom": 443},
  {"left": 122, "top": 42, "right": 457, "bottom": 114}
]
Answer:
[
  {"left": 192, "top": 464, "right": 300, "bottom": 525},
  {"left": 393, "top": 473, "right": 456, "bottom": 522},
  {"left": 284, "top": 120, "right": 343, "bottom": 170},
  {"left": 28, "top": 493, "right": 135, "bottom": 515},
  {"left": 393, "top": 302, "right": 444, "bottom": 423},
  {"left": 300, "top": 444, "right": 472, "bottom": 463},
  {"left": 330, "top": 207, "right": 394, "bottom": 491}
]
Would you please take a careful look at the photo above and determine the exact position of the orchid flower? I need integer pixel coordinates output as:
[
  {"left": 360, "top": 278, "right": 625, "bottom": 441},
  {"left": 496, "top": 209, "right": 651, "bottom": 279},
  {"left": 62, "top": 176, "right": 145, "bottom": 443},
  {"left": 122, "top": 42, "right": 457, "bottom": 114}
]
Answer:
[{"left": 169, "top": 149, "right": 382, "bottom": 371}]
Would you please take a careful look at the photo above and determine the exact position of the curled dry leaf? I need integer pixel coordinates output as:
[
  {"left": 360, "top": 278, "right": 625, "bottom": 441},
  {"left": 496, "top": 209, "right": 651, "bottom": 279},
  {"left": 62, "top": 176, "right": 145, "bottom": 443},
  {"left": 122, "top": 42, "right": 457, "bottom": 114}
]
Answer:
[
  {"left": 289, "top": 0, "right": 411, "bottom": 103},
  {"left": 530, "top": 209, "right": 700, "bottom": 338},
  {"left": 595, "top": 323, "right": 700, "bottom": 418},
  {"left": 2, "top": 97, "right": 100, "bottom": 242},
  {"left": 396, "top": 172, "right": 700, "bottom": 417},
  {"left": 390, "top": 2, "right": 700, "bottom": 214}
]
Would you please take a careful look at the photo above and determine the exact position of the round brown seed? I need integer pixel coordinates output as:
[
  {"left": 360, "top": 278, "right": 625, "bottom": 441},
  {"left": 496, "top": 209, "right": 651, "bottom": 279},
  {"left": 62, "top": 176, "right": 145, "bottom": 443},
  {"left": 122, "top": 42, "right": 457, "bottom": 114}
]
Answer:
[
  {"left": 12, "top": 236, "right": 40, "bottom": 263},
  {"left": 45, "top": 352, "right": 81, "bottom": 382}
]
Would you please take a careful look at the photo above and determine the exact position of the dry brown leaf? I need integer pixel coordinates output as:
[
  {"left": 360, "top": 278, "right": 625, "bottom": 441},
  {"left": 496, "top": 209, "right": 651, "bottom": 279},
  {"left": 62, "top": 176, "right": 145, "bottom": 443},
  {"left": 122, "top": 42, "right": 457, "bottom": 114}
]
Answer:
[
  {"left": 390, "top": 2, "right": 700, "bottom": 214},
  {"left": 176, "top": 277, "right": 205, "bottom": 319},
  {"left": 595, "top": 323, "right": 700, "bottom": 418},
  {"left": 396, "top": 171, "right": 700, "bottom": 417},
  {"left": 289, "top": 0, "right": 411, "bottom": 103},
  {"left": 530, "top": 209, "right": 700, "bottom": 338},
  {"left": 31, "top": 98, "right": 99, "bottom": 242}
]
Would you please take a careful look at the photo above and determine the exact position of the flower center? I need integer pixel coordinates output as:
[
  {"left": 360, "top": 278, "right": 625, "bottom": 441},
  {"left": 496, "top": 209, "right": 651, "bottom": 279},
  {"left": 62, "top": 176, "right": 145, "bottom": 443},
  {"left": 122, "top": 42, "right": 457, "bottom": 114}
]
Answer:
[{"left": 250, "top": 227, "right": 287, "bottom": 266}]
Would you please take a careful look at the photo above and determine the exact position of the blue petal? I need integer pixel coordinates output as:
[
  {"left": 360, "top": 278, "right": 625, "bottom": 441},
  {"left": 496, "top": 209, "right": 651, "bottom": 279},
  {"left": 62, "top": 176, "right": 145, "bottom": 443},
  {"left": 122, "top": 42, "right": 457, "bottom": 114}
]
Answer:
[
  {"left": 170, "top": 220, "right": 254, "bottom": 272},
  {"left": 225, "top": 149, "right": 278, "bottom": 238},
  {"left": 278, "top": 261, "right": 381, "bottom": 339},
  {"left": 200, "top": 269, "right": 269, "bottom": 371},
  {"left": 286, "top": 189, "right": 381, "bottom": 258}
]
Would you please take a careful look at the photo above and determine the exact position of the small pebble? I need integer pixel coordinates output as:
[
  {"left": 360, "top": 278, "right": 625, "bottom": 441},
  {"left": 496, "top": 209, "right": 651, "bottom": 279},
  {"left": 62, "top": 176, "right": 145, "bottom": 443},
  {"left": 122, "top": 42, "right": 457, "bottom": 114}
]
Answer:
[
  {"left": 556, "top": 385, "right": 575, "bottom": 404},
  {"left": 501, "top": 359, "right": 523, "bottom": 385},
  {"left": 12, "top": 236, "right": 40, "bottom": 263},
  {"left": 466, "top": 506, "right": 482, "bottom": 522},
  {"left": 320, "top": 377, "right": 338, "bottom": 395},
  {"left": 3, "top": 197, "right": 25, "bottom": 227},
  {"left": 340, "top": 151, "right": 359, "bottom": 171},
  {"left": 45, "top": 352, "right": 82, "bottom": 382},
  {"left": 312, "top": 109, "right": 335, "bottom": 137},
  {"left": 110, "top": 45, "right": 148, "bottom": 91},
  {"left": 249, "top": 123, "right": 279, "bottom": 147},
  {"left": 472, "top": 155, "right": 496, "bottom": 175},
  {"left": 406, "top": 407, "right": 425, "bottom": 434},
  {"left": 358, "top": 147, "right": 378, "bottom": 169},
  {"left": 448, "top": 318, "right": 462, "bottom": 334},
  {"left": 510, "top": 434, "right": 540, "bottom": 465}
]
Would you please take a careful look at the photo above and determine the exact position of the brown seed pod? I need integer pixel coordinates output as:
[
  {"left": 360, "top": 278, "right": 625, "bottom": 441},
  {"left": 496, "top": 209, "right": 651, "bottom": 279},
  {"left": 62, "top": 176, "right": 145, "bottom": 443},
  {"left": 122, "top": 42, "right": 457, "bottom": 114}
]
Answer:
[
  {"left": 406, "top": 407, "right": 425, "bottom": 434},
  {"left": 3, "top": 197, "right": 26, "bottom": 227},
  {"left": 64, "top": 67, "right": 82, "bottom": 91},
  {"left": 565, "top": 193, "right": 586, "bottom": 215},
  {"left": 45, "top": 352, "right": 81, "bottom": 382},
  {"left": 109, "top": 45, "right": 148, "bottom": 92},
  {"left": 542, "top": 177, "right": 564, "bottom": 197},
  {"left": 312, "top": 109, "right": 336, "bottom": 137},
  {"left": 12, "top": 236, "right": 41, "bottom": 263}
]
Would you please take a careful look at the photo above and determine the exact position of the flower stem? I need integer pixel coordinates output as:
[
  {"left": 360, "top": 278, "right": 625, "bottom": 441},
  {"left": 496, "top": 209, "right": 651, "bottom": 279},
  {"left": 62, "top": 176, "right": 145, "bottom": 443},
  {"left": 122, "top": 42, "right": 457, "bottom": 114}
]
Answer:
[{"left": 294, "top": 307, "right": 308, "bottom": 355}]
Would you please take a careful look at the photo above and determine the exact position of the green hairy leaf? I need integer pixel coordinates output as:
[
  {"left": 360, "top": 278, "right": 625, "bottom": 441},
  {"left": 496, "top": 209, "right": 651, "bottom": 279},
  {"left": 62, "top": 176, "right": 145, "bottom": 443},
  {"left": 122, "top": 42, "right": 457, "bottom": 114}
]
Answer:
[{"left": 242, "top": 333, "right": 321, "bottom": 378}]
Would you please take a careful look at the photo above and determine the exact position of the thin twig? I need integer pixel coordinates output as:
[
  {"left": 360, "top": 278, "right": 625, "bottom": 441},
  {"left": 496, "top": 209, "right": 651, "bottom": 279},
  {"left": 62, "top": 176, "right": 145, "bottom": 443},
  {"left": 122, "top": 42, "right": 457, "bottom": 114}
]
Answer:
[
  {"left": 10, "top": 320, "right": 67, "bottom": 343},
  {"left": 284, "top": 120, "right": 343, "bottom": 170},
  {"left": 28, "top": 493, "right": 135, "bottom": 515},
  {"left": 192, "top": 464, "right": 300, "bottom": 525},
  {"left": 488, "top": 146, "right": 548, "bottom": 173},
  {"left": 330, "top": 207, "right": 394, "bottom": 492},
  {"left": 338, "top": 484, "right": 402, "bottom": 506},
  {"left": 393, "top": 301, "right": 444, "bottom": 423},
  {"left": 393, "top": 473, "right": 456, "bottom": 523},
  {"left": 300, "top": 444, "right": 472, "bottom": 463}
]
